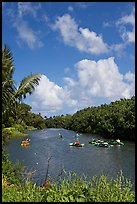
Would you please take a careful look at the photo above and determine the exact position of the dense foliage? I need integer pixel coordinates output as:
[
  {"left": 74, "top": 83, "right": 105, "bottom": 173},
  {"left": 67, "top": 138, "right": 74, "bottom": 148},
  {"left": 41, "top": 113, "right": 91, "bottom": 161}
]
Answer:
[
  {"left": 2, "top": 45, "right": 42, "bottom": 126},
  {"left": 2, "top": 45, "right": 46, "bottom": 143},
  {"left": 2, "top": 151, "right": 135, "bottom": 202},
  {"left": 45, "top": 96, "right": 135, "bottom": 140}
]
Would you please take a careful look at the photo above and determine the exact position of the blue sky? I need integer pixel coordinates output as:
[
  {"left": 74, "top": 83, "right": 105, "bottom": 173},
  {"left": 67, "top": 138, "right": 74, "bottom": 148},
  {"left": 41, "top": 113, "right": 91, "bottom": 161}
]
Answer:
[{"left": 2, "top": 2, "right": 135, "bottom": 117}]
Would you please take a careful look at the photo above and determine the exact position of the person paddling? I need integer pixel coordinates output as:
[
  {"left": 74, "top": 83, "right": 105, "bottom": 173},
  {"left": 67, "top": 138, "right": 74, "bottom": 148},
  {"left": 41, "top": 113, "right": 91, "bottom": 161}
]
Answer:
[
  {"left": 116, "top": 139, "right": 121, "bottom": 144},
  {"left": 75, "top": 141, "right": 80, "bottom": 146}
]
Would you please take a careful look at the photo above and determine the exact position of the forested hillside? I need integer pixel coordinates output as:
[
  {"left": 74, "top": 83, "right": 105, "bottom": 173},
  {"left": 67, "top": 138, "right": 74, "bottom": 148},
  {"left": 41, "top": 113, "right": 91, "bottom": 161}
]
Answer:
[{"left": 45, "top": 96, "right": 135, "bottom": 140}]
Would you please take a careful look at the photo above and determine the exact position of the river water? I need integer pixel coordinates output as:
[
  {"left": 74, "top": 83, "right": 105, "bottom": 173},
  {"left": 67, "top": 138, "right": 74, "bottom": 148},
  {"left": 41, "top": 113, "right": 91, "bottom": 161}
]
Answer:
[{"left": 5, "top": 128, "right": 135, "bottom": 189}]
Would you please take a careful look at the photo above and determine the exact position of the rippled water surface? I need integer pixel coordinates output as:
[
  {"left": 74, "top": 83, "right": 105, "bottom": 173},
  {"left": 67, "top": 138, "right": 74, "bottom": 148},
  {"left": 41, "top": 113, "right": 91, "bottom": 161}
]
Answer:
[{"left": 5, "top": 128, "right": 135, "bottom": 189}]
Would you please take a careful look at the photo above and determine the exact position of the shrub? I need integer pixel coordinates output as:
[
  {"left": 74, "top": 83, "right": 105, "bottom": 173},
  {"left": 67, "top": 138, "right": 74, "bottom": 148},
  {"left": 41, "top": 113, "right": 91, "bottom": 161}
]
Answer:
[{"left": 2, "top": 151, "right": 135, "bottom": 202}]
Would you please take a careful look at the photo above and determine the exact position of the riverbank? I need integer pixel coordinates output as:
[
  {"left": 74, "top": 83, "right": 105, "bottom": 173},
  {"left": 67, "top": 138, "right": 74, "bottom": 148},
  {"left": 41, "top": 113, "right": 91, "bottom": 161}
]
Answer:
[
  {"left": 2, "top": 125, "right": 37, "bottom": 145},
  {"left": 2, "top": 149, "right": 135, "bottom": 202}
]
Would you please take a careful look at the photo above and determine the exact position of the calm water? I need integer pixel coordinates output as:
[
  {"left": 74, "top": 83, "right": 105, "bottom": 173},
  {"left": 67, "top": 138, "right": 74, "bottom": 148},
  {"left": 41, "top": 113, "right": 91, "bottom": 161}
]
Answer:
[{"left": 5, "top": 128, "right": 135, "bottom": 189}]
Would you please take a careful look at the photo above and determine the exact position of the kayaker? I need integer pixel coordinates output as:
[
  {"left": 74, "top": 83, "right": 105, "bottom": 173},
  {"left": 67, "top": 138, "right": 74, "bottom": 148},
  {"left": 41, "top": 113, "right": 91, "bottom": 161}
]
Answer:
[
  {"left": 75, "top": 141, "right": 80, "bottom": 145},
  {"left": 97, "top": 139, "right": 101, "bottom": 143},
  {"left": 116, "top": 139, "right": 121, "bottom": 144},
  {"left": 59, "top": 133, "right": 63, "bottom": 138}
]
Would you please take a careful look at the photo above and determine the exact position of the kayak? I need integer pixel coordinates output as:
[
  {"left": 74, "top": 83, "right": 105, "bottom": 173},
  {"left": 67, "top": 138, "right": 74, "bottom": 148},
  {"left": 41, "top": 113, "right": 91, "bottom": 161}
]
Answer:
[
  {"left": 89, "top": 141, "right": 96, "bottom": 144},
  {"left": 95, "top": 143, "right": 110, "bottom": 148},
  {"left": 21, "top": 143, "right": 30, "bottom": 147},
  {"left": 89, "top": 139, "right": 124, "bottom": 146},
  {"left": 69, "top": 143, "right": 84, "bottom": 147},
  {"left": 21, "top": 140, "right": 30, "bottom": 147},
  {"left": 107, "top": 140, "right": 124, "bottom": 145}
]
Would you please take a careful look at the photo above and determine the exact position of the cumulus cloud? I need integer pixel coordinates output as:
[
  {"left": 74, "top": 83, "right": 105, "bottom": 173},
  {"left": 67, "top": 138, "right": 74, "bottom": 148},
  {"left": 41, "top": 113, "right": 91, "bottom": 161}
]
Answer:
[
  {"left": 123, "top": 71, "right": 135, "bottom": 82},
  {"left": 75, "top": 57, "right": 135, "bottom": 100},
  {"left": 27, "top": 58, "right": 134, "bottom": 117},
  {"left": 64, "top": 77, "right": 77, "bottom": 86},
  {"left": 51, "top": 14, "right": 108, "bottom": 55},
  {"left": 28, "top": 75, "right": 78, "bottom": 116},
  {"left": 30, "top": 75, "right": 65, "bottom": 109},
  {"left": 116, "top": 7, "right": 135, "bottom": 43}
]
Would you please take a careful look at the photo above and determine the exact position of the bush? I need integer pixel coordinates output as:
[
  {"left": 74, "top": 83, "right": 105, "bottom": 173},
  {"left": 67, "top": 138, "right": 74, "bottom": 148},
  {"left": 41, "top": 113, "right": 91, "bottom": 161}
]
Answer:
[
  {"left": 2, "top": 127, "right": 28, "bottom": 144},
  {"left": 12, "top": 124, "right": 25, "bottom": 133},
  {"left": 2, "top": 151, "right": 135, "bottom": 202},
  {"left": 41, "top": 171, "right": 135, "bottom": 202},
  {"left": 2, "top": 180, "right": 43, "bottom": 202},
  {"left": 2, "top": 150, "right": 22, "bottom": 186}
]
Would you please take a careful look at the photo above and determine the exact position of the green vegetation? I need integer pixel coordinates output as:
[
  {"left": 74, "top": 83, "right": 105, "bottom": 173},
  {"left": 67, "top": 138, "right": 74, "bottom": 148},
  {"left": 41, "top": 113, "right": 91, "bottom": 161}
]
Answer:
[
  {"left": 45, "top": 96, "right": 135, "bottom": 141},
  {"left": 2, "top": 150, "right": 135, "bottom": 202},
  {"left": 2, "top": 45, "right": 46, "bottom": 144}
]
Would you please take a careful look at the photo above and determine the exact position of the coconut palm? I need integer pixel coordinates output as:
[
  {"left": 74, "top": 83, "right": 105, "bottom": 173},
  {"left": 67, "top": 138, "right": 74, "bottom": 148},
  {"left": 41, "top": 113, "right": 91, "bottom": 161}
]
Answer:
[{"left": 2, "top": 44, "right": 41, "bottom": 124}]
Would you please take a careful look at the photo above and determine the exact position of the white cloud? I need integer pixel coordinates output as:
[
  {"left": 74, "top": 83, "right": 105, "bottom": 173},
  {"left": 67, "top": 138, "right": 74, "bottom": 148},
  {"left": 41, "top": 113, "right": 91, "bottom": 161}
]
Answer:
[
  {"left": 68, "top": 6, "right": 74, "bottom": 12},
  {"left": 64, "top": 77, "right": 77, "bottom": 86},
  {"left": 13, "top": 20, "right": 44, "bottom": 49},
  {"left": 75, "top": 57, "right": 135, "bottom": 100},
  {"left": 18, "top": 2, "right": 41, "bottom": 18},
  {"left": 28, "top": 75, "right": 78, "bottom": 116},
  {"left": 3, "top": 2, "right": 44, "bottom": 49},
  {"left": 109, "top": 43, "right": 127, "bottom": 58},
  {"left": 64, "top": 67, "right": 70, "bottom": 73},
  {"left": 123, "top": 71, "right": 135, "bottom": 82},
  {"left": 27, "top": 58, "right": 134, "bottom": 117},
  {"left": 43, "top": 14, "right": 49, "bottom": 23},
  {"left": 116, "top": 7, "right": 135, "bottom": 43},
  {"left": 28, "top": 75, "right": 65, "bottom": 112},
  {"left": 102, "top": 21, "right": 112, "bottom": 28},
  {"left": 52, "top": 14, "right": 108, "bottom": 55},
  {"left": 110, "top": 43, "right": 126, "bottom": 52}
]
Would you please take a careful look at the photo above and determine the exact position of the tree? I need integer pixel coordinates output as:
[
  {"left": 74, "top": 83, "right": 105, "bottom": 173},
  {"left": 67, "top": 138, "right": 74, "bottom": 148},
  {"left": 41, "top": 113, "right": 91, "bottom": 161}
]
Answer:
[{"left": 2, "top": 44, "right": 41, "bottom": 126}]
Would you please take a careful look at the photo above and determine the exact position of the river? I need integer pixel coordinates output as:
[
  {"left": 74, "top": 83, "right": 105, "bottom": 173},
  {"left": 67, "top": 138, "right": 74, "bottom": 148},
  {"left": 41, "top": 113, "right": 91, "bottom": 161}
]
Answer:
[{"left": 5, "top": 128, "right": 135, "bottom": 189}]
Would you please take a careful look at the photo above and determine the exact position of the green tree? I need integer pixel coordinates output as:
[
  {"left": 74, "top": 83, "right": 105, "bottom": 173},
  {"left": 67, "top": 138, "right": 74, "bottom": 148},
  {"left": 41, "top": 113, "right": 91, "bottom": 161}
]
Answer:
[{"left": 2, "top": 44, "right": 41, "bottom": 127}]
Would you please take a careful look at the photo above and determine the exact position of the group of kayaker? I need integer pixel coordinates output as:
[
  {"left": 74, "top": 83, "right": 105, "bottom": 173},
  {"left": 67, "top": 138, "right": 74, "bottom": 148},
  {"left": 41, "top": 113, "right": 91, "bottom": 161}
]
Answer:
[{"left": 89, "top": 138, "right": 124, "bottom": 147}]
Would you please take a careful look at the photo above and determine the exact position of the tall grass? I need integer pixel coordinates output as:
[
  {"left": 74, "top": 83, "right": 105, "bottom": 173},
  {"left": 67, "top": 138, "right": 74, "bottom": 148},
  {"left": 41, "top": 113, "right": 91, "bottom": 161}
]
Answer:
[{"left": 2, "top": 150, "right": 135, "bottom": 202}]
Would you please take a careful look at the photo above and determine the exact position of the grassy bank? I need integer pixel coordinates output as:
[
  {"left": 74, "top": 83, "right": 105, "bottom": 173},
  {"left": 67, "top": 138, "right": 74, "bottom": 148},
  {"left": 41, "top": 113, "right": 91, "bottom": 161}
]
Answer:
[
  {"left": 2, "top": 124, "right": 37, "bottom": 145},
  {"left": 2, "top": 150, "right": 135, "bottom": 202}
]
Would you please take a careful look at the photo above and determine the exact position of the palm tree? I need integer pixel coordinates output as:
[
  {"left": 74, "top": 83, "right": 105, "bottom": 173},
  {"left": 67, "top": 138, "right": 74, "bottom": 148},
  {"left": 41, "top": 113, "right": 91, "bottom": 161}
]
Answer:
[{"left": 2, "top": 44, "right": 41, "bottom": 124}]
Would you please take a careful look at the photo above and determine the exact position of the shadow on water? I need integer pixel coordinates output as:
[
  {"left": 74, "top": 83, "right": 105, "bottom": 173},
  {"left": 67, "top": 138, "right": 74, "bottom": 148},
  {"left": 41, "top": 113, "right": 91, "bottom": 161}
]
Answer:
[{"left": 5, "top": 128, "right": 135, "bottom": 189}]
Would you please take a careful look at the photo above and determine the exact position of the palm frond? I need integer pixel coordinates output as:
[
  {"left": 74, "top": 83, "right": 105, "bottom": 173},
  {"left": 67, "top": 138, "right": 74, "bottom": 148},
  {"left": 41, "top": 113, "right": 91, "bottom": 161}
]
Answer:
[
  {"left": 15, "top": 73, "right": 41, "bottom": 101},
  {"left": 2, "top": 44, "right": 16, "bottom": 115},
  {"left": 2, "top": 44, "right": 14, "bottom": 82}
]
